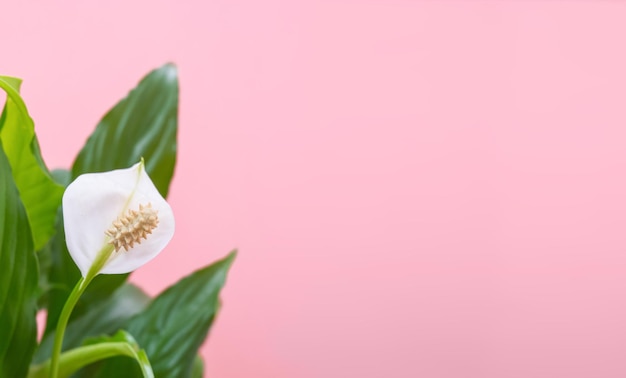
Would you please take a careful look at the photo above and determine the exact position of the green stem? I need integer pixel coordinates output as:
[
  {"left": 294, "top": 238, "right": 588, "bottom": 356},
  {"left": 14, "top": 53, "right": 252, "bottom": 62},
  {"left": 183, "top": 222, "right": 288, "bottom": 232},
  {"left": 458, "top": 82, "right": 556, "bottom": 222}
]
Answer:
[
  {"left": 48, "top": 275, "right": 93, "bottom": 378},
  {"left": 48, "top": 242, "right": 114, "bottom": 378}
]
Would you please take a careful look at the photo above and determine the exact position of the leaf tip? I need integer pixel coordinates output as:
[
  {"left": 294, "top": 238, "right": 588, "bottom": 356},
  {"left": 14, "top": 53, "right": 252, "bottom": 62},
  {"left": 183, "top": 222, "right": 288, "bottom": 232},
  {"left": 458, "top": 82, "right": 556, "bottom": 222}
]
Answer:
[
  {"left": 158, "top": 63, "right": 178, "bottom": 81},
  {"left": 225, "top": 249, "right": 238, "bottom": 265}
]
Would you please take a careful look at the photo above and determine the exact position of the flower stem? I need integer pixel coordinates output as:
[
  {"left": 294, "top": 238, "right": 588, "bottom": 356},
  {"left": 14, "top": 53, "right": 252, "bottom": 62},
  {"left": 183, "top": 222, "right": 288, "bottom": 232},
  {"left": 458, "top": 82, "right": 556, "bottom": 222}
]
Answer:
[
  {"left": 49, "top": 242, "right": 114, "bottom": 378},
  {"left": 48, "top": 275, "right": 94, "bottom": 378}
]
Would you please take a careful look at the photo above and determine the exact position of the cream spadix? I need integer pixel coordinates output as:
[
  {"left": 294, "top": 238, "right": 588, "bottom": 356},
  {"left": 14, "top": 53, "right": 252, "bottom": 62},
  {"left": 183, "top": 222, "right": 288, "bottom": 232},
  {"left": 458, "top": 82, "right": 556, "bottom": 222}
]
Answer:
[{"left": 62, "top": 161, "right": 175, "bottom": 276}]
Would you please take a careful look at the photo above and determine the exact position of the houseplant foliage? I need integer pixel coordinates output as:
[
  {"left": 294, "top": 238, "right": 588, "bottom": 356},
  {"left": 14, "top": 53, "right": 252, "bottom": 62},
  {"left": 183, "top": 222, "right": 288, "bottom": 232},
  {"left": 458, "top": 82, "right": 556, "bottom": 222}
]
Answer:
[{"left": 0, "top": 64, "right": 236, "bottom": 378}]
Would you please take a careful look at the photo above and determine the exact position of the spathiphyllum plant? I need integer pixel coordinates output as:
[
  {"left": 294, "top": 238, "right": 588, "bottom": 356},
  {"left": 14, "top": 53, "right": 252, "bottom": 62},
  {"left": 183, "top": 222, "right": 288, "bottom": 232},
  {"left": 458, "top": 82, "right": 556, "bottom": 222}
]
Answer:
[{"left": 0, "top": 65, "right": 236, "bottom": 378}]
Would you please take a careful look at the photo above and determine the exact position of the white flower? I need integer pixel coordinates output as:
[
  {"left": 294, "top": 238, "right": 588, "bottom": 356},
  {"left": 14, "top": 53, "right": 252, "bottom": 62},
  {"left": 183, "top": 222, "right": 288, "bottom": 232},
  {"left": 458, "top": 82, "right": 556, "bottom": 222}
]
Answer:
[{"left": 62, "top": 161, "right": 175, "bottom": 277}]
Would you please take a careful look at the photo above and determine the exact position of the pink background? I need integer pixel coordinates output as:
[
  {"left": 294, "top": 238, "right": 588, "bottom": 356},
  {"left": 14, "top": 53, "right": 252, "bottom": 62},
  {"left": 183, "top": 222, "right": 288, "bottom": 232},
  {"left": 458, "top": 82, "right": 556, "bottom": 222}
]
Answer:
[{"left": 3, "top": 1, "right": 626, "bottom": 377}]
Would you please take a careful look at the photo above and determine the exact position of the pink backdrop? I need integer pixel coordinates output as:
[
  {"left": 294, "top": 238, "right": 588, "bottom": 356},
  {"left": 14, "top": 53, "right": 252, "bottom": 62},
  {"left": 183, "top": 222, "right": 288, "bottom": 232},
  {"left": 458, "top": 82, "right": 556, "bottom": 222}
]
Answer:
[{"left": 3, "top": 1, "right": 626, "bottom": 377}]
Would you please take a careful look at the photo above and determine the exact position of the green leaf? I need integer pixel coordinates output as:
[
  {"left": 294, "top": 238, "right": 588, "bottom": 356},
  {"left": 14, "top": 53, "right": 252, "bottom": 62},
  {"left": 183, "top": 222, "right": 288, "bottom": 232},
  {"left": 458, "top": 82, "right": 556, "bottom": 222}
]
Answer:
[
  {"left": 35, "top": 283, "right": 151, "bottom": 364},
  {"left": 29, "top": 331, "right": 154, "bottom": 378},
  {"left": 71, "top": 63, "right": 178, "bottom": 198},
  {"left": 44, "top": 64, "right": 179, "bottom": 337},
  {"left": 0, "top": 137, "right": 38, "bottom": 377},
  {"left": 0, "top": 76, "right": 65, "bottom": 250},
  {"left": 88, "top": 252, "right": 236, "bottom": 378}
]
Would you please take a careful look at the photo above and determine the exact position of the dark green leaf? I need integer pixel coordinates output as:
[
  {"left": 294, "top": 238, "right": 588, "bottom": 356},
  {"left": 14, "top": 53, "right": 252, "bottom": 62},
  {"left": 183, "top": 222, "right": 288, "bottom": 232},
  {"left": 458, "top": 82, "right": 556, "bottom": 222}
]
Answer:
[
  {"left": 45, "top": 64, "right": 179, "bottom": 338},
  {"left": 88, "top": 252, "right": 236, "bottom": 378},
  {"left": 71, "top": 63, "right": 178, "bottom": 198},
  {"left": 0, "top": 137, "right": 38, "bottom": 377},
  {"left": 0, "top": 76, "right": 65, "bottom": 250},
  {"left": 42, "top": 209, "right": 80, "bottom": 336},
  {"left": 35, "top": 283, "right": 151, "bottom": 364}
]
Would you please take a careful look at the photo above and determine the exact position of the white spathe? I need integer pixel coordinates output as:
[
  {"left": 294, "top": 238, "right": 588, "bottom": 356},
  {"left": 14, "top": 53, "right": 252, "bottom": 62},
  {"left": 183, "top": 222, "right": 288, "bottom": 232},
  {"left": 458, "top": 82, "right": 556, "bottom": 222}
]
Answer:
[{"left": 63, "top": 161, "right": 175, "bottom": 276}]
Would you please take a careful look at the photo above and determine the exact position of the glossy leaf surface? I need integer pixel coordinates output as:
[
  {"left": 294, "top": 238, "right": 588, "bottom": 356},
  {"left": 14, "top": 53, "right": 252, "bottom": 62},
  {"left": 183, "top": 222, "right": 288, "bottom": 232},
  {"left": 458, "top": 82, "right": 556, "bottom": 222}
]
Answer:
[{"left": 0, "top": 138, "right": 38, "bottom": 377}]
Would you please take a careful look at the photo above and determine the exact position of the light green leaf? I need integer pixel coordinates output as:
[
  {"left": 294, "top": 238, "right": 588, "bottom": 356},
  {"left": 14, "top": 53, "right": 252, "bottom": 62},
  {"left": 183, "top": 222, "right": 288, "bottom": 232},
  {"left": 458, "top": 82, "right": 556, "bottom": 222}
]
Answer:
[
  {"left": 191, "top": 356, "right": 204, "bottom": 378},
  {"left": 29, "top": 331, "right": 154, "bottom": 378},
  {"left": 0, "top": 76, "right": 65, "bottom": 250},
  {"left": 0, "top": 137, "right": 38, "bottom": 377}
]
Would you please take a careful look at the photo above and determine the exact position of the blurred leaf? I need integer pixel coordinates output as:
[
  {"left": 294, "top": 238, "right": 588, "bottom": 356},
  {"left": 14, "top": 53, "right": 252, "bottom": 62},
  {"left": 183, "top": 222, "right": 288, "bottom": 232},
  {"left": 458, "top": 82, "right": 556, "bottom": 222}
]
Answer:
[
  {"left": 191, "top": 356, "right": 204, "bottom": 378},
  {"left": 50, "top": 168, "right": 72, "bottom": 187},
  {"left": 35, "top": 169, "right": 71, "bottom": 309},
  {"left": 35, "top": 283, "right": 150, "bottom": 364},
  {"left": 0, "top": 76, "right": 64, "bottom": 250},
  {"left": 0, "top": 137, "right": 38, "bottom": 377},
  {"left": 42, "top": 208, "right": 80, "bottom": 336},
  {"left": 87, "top": 252, "right": 236, "bottom": 378},
  {"left": 44, "top": 64, "right": 179, "bottom": 337},
  {"left": 35, "top": 233, "right": 53, "bottom": 308}
]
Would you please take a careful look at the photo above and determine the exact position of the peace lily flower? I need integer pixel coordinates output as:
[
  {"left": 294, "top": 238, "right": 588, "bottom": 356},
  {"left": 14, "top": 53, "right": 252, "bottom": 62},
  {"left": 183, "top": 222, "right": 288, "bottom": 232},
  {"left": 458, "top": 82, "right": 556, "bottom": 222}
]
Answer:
[
  {"left": 62, "top": 160, "right": 175, "bottom": 277},
  {"left": 49, "top": 161, "right": 174, "bottom": 378}
]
